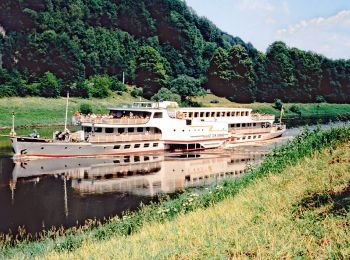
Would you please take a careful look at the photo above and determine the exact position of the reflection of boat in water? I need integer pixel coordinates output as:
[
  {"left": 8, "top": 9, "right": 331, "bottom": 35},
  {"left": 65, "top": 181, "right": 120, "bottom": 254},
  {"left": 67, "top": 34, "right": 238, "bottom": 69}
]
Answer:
[
  {"left": 4, "top": 151, "right": 265, "bottom": 235},
  {"left": 12, "top": 151, "right": 266, "bottom": 197}
]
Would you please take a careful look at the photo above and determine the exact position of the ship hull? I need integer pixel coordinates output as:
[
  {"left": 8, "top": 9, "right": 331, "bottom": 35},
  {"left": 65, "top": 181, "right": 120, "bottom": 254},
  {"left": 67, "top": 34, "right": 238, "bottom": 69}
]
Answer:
[{"left": 11, "top": 137, "right": 168, "bottom": 159}]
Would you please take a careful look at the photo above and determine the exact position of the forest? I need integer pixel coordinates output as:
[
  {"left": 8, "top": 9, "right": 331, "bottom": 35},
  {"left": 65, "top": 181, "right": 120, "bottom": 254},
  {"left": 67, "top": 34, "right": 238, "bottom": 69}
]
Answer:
[{"left": 0, "top": 0, "right": 349, "bottom": 103}]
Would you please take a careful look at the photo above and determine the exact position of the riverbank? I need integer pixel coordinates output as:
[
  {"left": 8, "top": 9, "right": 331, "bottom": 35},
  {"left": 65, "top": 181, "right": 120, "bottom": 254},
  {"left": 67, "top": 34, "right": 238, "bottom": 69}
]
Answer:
[
  {"left": 50, "top": 136, "right": 350, "bottom": 259},
  {"left": 1, "top": 126, "right": 349, "bottom": 259},
  {"left": 1, "top": 95, "right": 350, "bottom": 129}
]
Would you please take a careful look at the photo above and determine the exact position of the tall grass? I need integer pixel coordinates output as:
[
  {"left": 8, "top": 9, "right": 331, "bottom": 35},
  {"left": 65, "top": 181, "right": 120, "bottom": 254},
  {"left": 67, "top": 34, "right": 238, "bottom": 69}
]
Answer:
[{"left": 1, "top": 125, "right": 350, "bottom": 258}]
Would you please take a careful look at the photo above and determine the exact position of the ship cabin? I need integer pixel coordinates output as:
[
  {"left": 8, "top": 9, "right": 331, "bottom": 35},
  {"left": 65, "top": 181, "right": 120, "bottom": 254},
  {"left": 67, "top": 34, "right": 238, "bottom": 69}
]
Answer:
[{"left": 77, "top": 101, "right": 179, "bottom": 143}]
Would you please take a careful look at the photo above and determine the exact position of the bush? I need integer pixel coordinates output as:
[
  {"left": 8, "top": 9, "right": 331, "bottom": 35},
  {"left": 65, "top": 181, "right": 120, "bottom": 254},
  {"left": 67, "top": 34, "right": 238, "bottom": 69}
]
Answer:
[
  {"left": 79, "top": 103, "right": 93, "bottom": 115},
  {"left": 316, "top": 95, "right": 325, "bottom": 103},
  {"left": 131, "top": 87, "right": 143, "bottom": 97},
  {"left": 38, "top": 72, "right": 61, "bottom": 98},
  {"left": 111, "top": 79, "right": 127, "bottom": 92},
  {"left": 273, "top": 99, "right": 283, "bottom": 110},
  {"left": 289, "top": 105, "right": 301, "bottom": 115},
  {"left": 151, "top": 88, "right": 181, "bottom": 103},
  {"left": 88, "top": 75, "right": 111, "bottom": 98}
]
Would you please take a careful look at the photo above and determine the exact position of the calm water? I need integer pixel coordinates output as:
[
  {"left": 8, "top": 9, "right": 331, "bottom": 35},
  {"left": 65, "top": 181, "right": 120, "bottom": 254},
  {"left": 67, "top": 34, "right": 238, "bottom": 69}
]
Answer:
[{"left": 0, "top": 124, "right": 345, "bottom": 235}]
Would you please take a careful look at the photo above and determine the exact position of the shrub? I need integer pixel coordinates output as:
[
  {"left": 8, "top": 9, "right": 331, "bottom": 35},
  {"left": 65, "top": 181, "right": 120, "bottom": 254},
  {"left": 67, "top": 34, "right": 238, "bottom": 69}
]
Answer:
[
  {"left": 79, "top": 103, "right": 93, "bottom": 115},
  {"left": 88, "top": 75, "right": 111, "bottom": 98},
  {"left": 131, "top": 87, "right": 143, "bottom": 97},
  {"left": 289, "top": 105, "right": 301, "bottom": 115},
  {"left": 111, "top": 79, "right": 127, "bottom": 92},
  {"left": 273, "top": 99, "right": 283, "bottom": 110},
  {"left": 38, "top": 72, "right": 61, "bottom": 98},
  {"left": 151, "top": 88, "right": 181, "bottom": 103},
  {"left": 316, "top": 95, "right": 325, "bottom": 103}
]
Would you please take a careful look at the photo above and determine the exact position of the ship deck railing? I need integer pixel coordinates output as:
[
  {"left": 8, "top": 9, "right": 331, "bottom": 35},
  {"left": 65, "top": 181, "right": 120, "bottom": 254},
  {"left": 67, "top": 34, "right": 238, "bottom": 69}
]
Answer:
[
  {"left": 79, "top": 117, "right": 150, "bottom": 125},
  {"left": 251, "top": 114, "right": 275, "bottom": 121},
  {"left": 89, "top": 133, "right": 162, "bottom": 143}
]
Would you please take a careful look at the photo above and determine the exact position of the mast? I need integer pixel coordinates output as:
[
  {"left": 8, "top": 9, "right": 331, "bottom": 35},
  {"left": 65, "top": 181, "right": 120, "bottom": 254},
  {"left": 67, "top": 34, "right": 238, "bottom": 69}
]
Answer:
[
  {"left": 279, "top": 105, "right": 284, "bottom": 124},
  {"left": 64, "top": 92, "right": 69, "bottom": 132},
  {"left": 10, "top": 111, "right": 16, "bottom": 136}
]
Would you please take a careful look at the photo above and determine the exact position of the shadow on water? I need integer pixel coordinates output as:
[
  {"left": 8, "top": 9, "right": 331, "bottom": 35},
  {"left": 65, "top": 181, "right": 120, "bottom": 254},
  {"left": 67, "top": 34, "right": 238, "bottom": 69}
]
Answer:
[{"left": 0, "top": 122, "right": 348, "bottom": 236}]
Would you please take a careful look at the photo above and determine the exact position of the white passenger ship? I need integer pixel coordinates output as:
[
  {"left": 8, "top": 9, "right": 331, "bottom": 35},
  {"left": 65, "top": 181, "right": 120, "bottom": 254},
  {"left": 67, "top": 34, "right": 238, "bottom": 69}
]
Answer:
[{"left": 10, "top": 101, "right": 285, "bottom": 158}]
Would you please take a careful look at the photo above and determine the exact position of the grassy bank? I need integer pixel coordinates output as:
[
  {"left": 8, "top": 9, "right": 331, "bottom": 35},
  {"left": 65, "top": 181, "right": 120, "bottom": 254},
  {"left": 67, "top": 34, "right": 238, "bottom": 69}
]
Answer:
[
  {"left": 194, "top": 94, "right": 350, "bottom": 118},
  {"left": 49, "top": 136, "right": 350, "bottom": 259},
  {"left": 1, "top": 125, "right": 349, "bottom": 259},
  {"left": 0, "top": 93, "right": 139, "bottom": 128},
  {"left": 1, "top": 94, "right": 350, "bottom": 128}
]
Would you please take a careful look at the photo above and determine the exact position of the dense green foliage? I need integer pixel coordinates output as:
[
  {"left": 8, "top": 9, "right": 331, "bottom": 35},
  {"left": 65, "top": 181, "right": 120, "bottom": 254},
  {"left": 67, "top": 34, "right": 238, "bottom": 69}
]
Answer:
[{"left": 0, "top": 1, "right": 349, "bottom": 102}]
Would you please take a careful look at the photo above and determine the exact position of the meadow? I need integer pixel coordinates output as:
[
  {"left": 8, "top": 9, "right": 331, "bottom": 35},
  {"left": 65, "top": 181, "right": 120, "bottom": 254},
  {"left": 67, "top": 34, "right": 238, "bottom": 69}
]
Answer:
[
  {"left": 1, "top": 93, "right": 349, "bottom": 129},
  {"left": 1, "top": 125, "right": 350, "bottom": 259}
]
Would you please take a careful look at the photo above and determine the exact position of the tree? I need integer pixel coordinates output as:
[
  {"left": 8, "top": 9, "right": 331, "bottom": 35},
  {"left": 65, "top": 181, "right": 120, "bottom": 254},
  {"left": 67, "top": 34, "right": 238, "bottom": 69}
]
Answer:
[
  {"left": 88, "top": 75, "right": 111, "bottom": 98},
  {"left": 135, "top": 46, "right": 169, "bottom": 98},
  {"left": 38, "top": 71, "right": 61, "bottom": 98},
  {"left": 227, "top": 45, "right": 256, "bottom": 103},
  {"left": 151, "top": 87, "right": 181, "bottom": 103},
  {"left": 206, "top": 47, "right": 232, "bottom": 96},
  {"left": 170, "top": 75, "right": 205, "bottom": 102}
]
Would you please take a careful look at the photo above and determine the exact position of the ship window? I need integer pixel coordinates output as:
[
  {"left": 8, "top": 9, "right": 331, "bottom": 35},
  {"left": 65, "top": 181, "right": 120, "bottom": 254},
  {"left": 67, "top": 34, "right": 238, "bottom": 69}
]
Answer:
[
  {"left": 237, "top": 123, "right": 241, "bottom": 127},
  {"left": 153, "top": 143, "right": 158, "bottom": 147},
  {"left": 128, "top": 128, "right": 134, "bottom": 133},
  {"left": 84, "top": 127, "right": 92, "bottom": 132},
  {"left": 226, "top": 112, "right": 230, "bottom": 116},
  {"left": 253, "top": 123, "right": 256, "bottom": 126},
  {"left": 246, "top": 111, "right": 249, "bottom": 116},
  {"left": 231, "top": 112, "right": 235, "bottom": 116},
  {"left": 189, "top": 112, "right": 193, "bottom": 118},
  {"left": 134, "top": 156, "right": 140, "bottom": 162},
  {"left": 154, "top": 112, "right": 163, "bottom": 118},
  {"left": 258, "top": 135, "right": 262, "bottom": 138},
  {"left": 134, "top": 144, "right": 141, "bottom": 148},
  {"left": 118, "top": 128, "right": 125, "bottom": 134},
  {"left": 237, "top": 138, "right": 241, "bottom": 141},
  {"left": 236, "top": 112, "right": 240, "bottom": 116},
  {"left": 144, "top": 143, "right": 150, "bottom": 148},
  {"left": 114, "top": 145, "right": 120, "bottom": 149},
  {"left": 186, "top": 120, "right": 191, "bottom": 125},
  {"left": 242, "top": 137, "right": 246, "bottom": 140},
  {"left": 124, "top": 145, "right": 131, "bottom": 149},
  {"left": 216, "top": 112, "right": 220, "bottom": 117},
  {"left": 241, "top": 112, "right": 244, "bottom": 116},
  {"left": 211, "top": 112, "right": 215, "bottom": 117},
  {"left": 194, "top": 112, "right": 199, "bottom": 118},
  {"left": 253, "top": 136, "right": 256, "bottom": 139},
  {"left": 105, "top": 128, "right": 114, "bottom": 133},
  {"left": 206, "top": 112, "right": 210, "bottom": 117},
  {"left": 200, "top": 112, "right": 204, "bottom": 117},
  {"left": 248, "top": 136, "right": 251, "bottom": 139},
  {"left": 94, "top": 127, "right": 102, "bottom": 133},
  {"left": 242, "top": 123, "right": 246, "bottom": 127},
  {"left": 137, "top": 127, "right": 143, "bottom": 133},
  {"left": 221, "top": 112, "right": 225, "bottom": 117}
]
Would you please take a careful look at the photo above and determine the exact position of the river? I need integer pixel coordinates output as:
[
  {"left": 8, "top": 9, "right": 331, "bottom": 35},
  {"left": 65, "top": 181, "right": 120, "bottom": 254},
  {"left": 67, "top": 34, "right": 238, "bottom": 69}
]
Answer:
[{"left": 0, "top": 123, "right": 346, "bottom": 236}]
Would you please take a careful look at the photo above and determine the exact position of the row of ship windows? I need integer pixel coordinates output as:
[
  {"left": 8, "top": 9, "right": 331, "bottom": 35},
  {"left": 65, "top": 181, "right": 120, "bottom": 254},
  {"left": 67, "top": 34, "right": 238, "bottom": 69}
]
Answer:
[
  {"left": 236, "top": 135, "right": 262, "bottom": 141},
  {"left": 190, "top": 170, "right": 244, "bottom": 182},
  {"left": 85, "top": 127, "right": 160, "bottom": 134},
  {"left": 113, "top": 143, "right": 159, "bottom": 149},
  {"left": 184, "top": 111, "right": 249, "bottom": 118},
  {"left": 230, "top": 123, "right": 257, "bottom": 128}
]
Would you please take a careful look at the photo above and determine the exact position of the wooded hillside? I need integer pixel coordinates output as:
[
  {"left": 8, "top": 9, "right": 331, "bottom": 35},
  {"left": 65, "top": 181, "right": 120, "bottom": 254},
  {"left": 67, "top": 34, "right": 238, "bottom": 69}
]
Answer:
[{"left": 0, "top": 0, "right": 349, "bottom": 103}]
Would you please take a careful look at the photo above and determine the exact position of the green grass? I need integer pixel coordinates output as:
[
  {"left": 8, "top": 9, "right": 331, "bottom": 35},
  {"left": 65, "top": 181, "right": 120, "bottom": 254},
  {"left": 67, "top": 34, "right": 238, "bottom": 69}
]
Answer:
[
  {"left": 1, "top": 93, "right": 349, "bottom": 129},
  {"left": 0, "top": 91, "right": 141, "bottom": 128},
  {"left": 193, "top": 94, "right": 350, "bottom": 118},
  {"left": 1, "top": 125, "right": 350, "bottom": 259}
]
